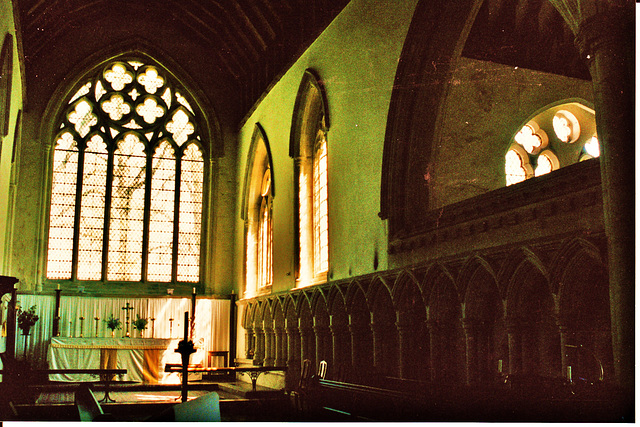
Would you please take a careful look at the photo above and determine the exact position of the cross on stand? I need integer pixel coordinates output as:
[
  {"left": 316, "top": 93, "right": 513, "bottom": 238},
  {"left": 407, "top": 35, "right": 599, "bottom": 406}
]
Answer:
[{"left": 122, "top": 303, "right": 134, "bottom": 337}]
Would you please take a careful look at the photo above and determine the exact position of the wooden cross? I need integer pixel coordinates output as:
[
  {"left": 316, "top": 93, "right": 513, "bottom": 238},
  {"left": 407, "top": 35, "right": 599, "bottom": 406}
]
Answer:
[{"left": 122, "top": 302, "right": 134, "bottom": 337}]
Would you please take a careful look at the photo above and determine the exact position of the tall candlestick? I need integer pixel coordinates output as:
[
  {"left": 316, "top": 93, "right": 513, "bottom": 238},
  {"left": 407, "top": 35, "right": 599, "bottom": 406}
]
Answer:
[
  {"left": 169, "top": 318, "right": 174, "bottom": 337},
  {"left": 184, "top": 312, "right": 189, "bottom": 340}
]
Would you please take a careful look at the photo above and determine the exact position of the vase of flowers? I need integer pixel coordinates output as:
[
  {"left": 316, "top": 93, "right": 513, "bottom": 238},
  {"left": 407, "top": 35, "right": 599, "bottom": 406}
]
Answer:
[
  {"left": 17, "top": 305, "right": 39, "bottom": 336},
  {"left": 132, "top": 315, "right": 148, "bottom": 337},
  {"left": 104, "top": 315, "right": 122, "bottom": 337}
]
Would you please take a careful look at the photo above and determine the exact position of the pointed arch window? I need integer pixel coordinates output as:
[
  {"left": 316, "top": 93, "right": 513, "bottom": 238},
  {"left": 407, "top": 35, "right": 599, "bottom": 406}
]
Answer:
[
  {"left": 46, "top": 58, "right": 205, "bottom": 284},
  {"left": 290, "top": 70, "right": 330, "bottom": 286},
  {"left": 243, "top": 124, "right": 273, "bottom": 297}
]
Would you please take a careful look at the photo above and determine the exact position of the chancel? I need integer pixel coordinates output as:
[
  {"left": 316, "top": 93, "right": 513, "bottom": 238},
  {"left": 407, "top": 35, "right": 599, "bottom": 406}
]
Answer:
[{"left": 0, "top": 0, "right": 634, "bottom": 423}]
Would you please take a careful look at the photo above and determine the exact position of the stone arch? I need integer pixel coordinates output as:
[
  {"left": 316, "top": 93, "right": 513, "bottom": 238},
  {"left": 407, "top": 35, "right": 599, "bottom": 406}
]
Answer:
[
  {"left": 283, "top": 294, "right": 301, "bottom": 389},
  {"left": 326, "top": 285, "right": 350, "bottom": 380},
  {"left": 380, "top": 0, "right": 484, "bottom": 238},
  {"left": 426, "top": 266, "right": 465, "bottom": 384},
  {"left": 393, "top": 271, "right": 429, "bottom": 381},
  {"left": 310, "top": 289, "right": 332, "bottom": 372},
  {"left": 505, "top": 257, "right": 560, "bottom": 379},
  {"left": 369, "top": 277, "right": 399, "bottom": 378},
  {"left": 271, "top": 298, "right": 287, "bottom": 368},
  {"left": 497, "top": 246, "right": 548, "bottom": 299},
  {"left": 345, "top": 280, "right": 373, "bottom": 383},
  {"left": 241, "top": 123, "right": 276, "bottom": 297},
  {"left": 555, "top": 241, "right": 612, "bottom": 384},
  {"left": 461, "top": 257, "right": 505, "bottom": 383},
  {"left": 297, "top": 292, "right": 316, "bottom": 369}
]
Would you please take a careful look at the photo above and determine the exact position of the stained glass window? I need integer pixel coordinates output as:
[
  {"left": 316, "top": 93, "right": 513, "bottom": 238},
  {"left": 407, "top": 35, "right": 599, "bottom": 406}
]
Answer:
[
  {"left": 505, "top": 102, "right": 597, "bottom": 186},
  {"left": 46, "top": 58, "right": 205, "bottom": 284}
]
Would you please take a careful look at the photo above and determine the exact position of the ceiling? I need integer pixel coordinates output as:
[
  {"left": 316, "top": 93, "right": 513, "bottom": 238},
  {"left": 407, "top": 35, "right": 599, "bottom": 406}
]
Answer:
[{"left": 15, "top": 0, "right": 350, "bottom": 124}]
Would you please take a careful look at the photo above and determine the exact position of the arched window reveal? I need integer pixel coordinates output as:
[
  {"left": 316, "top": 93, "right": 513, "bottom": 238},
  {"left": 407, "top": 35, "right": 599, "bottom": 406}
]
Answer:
[{"left": 45, "top": 58, "right": 205, "bottom": 284}]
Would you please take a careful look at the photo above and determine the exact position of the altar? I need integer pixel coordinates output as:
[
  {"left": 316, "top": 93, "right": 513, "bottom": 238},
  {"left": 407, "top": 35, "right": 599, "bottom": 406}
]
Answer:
[{"left": 47, "top": 337, "right": 203, "bottom": 384}]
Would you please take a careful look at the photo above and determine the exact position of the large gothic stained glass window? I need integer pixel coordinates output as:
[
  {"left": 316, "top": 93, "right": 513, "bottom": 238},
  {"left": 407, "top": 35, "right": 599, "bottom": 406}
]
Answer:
[{"left": 46, "top": 59, "right": 205, "bottom": 283}]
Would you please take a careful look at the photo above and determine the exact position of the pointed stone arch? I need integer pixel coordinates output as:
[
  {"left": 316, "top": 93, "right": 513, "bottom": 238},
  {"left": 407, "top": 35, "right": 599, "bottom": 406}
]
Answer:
[
  {"left": 345, "top": 280, "right": 373, "bottom": 382},
  {"left": 326, "top": 284, "right": 350, "bottom": 380},
  {"left": 369, "top": 277, "right": 399, "bottom": 378},
  {"left": 505, "top": 255, "right": 559, "bottom": 378},
  {"left": 392, "top": 270, "right": 429, "bottom": 380},
  {"left": 554, "top": 238, "right": 612, "bottom": 384},
  {"left": 426, "top": 265, "right": 465, "bottom": 384},
  {"left": 498, "top": 246, "right": 549, "bottom": 299},
  {"left": 460, "top": 256, "right": 505, "bottom": 384}
]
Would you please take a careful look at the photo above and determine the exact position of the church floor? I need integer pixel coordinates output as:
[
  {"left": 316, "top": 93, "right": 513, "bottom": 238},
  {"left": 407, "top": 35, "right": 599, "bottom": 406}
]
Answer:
[{"left": 10, "top": 380, "right": 292, "bottom": 422}]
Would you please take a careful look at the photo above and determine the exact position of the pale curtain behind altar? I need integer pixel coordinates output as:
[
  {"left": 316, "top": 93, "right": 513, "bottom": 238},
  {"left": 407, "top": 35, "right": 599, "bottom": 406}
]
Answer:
[{"left": 9, "top": 294, "right": 230, "bottom": 377}]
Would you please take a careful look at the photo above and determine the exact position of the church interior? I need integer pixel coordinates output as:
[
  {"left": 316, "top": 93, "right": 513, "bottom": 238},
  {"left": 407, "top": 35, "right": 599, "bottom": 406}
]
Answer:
[{"left": 0, "top": 0, "right": 635, "bottom": 422}]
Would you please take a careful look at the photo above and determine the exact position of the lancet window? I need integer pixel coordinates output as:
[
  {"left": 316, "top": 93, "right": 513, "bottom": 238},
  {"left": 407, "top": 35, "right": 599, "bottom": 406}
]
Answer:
[
  {"left": 243, "top": 125, "right": 273, "bottom": 297},
  {"left": 46, "top": 58, "right": 205, "bottom": 284},
  {"left": 291, "top": 70, "right": 330, "bottom": 286}
]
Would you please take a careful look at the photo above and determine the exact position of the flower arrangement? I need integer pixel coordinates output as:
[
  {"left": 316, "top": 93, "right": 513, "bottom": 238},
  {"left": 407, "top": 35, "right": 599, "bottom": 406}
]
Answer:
[
  {"left": 132, "top": 315, "right": 148, "bottom": 332},
  {"left": 104, "top": 315, "right": 122, "bottom": 331},
  {"left": 17, "top": 305, "right": 39, "bottom": 333}
]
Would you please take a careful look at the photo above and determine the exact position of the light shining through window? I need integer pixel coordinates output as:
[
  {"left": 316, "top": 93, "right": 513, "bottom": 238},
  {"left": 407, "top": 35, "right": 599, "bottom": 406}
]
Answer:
[{"left": 46, "top": 58, "right": 205, "bottom": 284}]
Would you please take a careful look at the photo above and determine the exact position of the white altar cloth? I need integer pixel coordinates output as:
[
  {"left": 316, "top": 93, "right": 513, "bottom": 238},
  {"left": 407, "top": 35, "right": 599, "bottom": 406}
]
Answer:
[{"left": 47, "top": 337, "right": 179, "bottom": 383}]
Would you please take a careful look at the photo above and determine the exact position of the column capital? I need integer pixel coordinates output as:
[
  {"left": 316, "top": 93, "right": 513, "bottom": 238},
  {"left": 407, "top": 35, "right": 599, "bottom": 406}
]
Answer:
[{"left": 574, "top": 10, "right": 634, "bottom": 62}]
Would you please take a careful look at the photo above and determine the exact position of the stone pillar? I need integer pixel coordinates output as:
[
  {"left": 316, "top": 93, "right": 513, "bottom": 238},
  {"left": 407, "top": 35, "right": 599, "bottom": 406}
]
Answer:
[
  {"left": 557, "top": 322, "right": 570, "bottom": 381},
  {"left": 244, "top": 327, "right": 254, "bottom": 359},
  {"left": 254, "top": 324, "right": 265, "bottom": 366},
  {"left": 349, "top": 315, "right": 373, "bottom": 380},
  {"left": 330, "top": 317, "right": 351, "bottom": 380},
  {"left": 286, "top": 318, "right": 301, "bottom": 390},
  {"left": 550, "top": 0, "right": 634, "bottom": 390},
  {"left": 427, "top": 320, "right": 440, "bottom": 382},
  {"left": 370, "top": 322, "right": 383, "bottom": 372},
  {"left": 299, "top": 323, "right": 315, "bottom": 368},
  {"left": 463, "top": 319, "right": 478, "bottom": 385},
  {"left": 396, "top": 321, "right": 413, "bottom": 379},
  {"left": 274, "top": 326, "right": 286, "bottom": 367},
  {"left": 506, "top": 319, "right": 521, "bottom": 375},
  {"left": 314, "top": 324, "right": 331, "bottom": 367},
  {"left": 264, "top": 325, "right": 275, "bottom": 367}
]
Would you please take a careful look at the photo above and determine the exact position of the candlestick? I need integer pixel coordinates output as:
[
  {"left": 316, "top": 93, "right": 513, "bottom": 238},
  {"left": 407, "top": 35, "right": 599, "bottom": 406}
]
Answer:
[
  {"left": 150, "top": 318, "right": 155, "bottom": 338},
  {"left": 183, "top": 312, "right": 189, "bottom": 340},
  {"left": 169, "top": 318, "right": 174, "bottom": 338},
  {"left": 94, "top": 317, "right": 100, "bottom": 337},
  {"left": 79, "top": 316, "right": 85, "bottom": 337},
  {"left": 69, "top": 320, "right": 73, "bottom": 337}
]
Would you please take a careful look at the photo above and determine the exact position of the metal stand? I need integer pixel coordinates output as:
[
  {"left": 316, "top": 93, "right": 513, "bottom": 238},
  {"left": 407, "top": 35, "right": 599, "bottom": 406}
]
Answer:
[{"left": 175, "top": 311, "right": 196, "bottom": 403}]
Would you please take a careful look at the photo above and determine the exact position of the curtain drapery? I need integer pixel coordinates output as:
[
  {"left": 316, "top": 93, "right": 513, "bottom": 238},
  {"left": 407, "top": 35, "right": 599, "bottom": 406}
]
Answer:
[{"left": 3, "top": 293, "right": 230, "bottom": 372}]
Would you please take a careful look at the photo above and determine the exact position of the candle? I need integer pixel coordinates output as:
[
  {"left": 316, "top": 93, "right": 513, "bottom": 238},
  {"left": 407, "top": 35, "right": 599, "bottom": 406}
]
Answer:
[
  {"left": 57, "top": 284, "right": 60, "bottom": 290},
  {"left": 192, "top": 287, "right": 196, "bottom": 294},
  {"left": 498, "top": 359, "right": 502, "bottom": 373},
  {"left": 567, "top": 365, "right": 572, "bottom": 382}
]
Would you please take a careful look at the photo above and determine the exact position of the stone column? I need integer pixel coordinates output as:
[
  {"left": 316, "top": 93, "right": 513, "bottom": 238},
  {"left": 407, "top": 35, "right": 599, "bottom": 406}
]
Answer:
[
  {"left": 506, "top": 318, "right": 521, "bottom": 375},
  {"left": 299, "top": 324, "right": 315, "bottom": 368},
  {"left": 286, "top": 318, "right": 301, "bottom": 390},
  {"left": 349, "top": 316, "right": 373, "bottom": 380},
  {"left": 244, "top": 327, "right": 254, "bottom": 359},
  {"left": 314, "top": 324, "right": 331, "bottom": 367},
  {"left": 264, "top": 325, "right": 275, "bottom": 367},
  {"left": 396, "top": 321, "right": 413, "bottom": 379},
  {"left": 557, "top": 322, "right": 570, "bottom": 381},
  {"left": 463, "top": 319, "right": 478, "bottom": 385},
  {"left": 550, "top": 0, "right": 634, "bottom": 391},
  {"left": 274, "top": 326, "right": 286, "bottom": 367},
  {"left": 426, "top": 320, "right": 440, "bottom": 382},
  {"left": 254, "top": 324, "right": 265, "bottom": 366}
]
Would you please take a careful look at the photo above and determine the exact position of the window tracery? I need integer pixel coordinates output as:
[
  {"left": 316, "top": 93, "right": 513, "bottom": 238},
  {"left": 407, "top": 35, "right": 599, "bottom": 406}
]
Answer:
[
  {"left": 46, "top": 58, "right": 205, "bottom": 284},
  {"left": 506, "top": 102, "right": 598, "bottom": 186}
]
